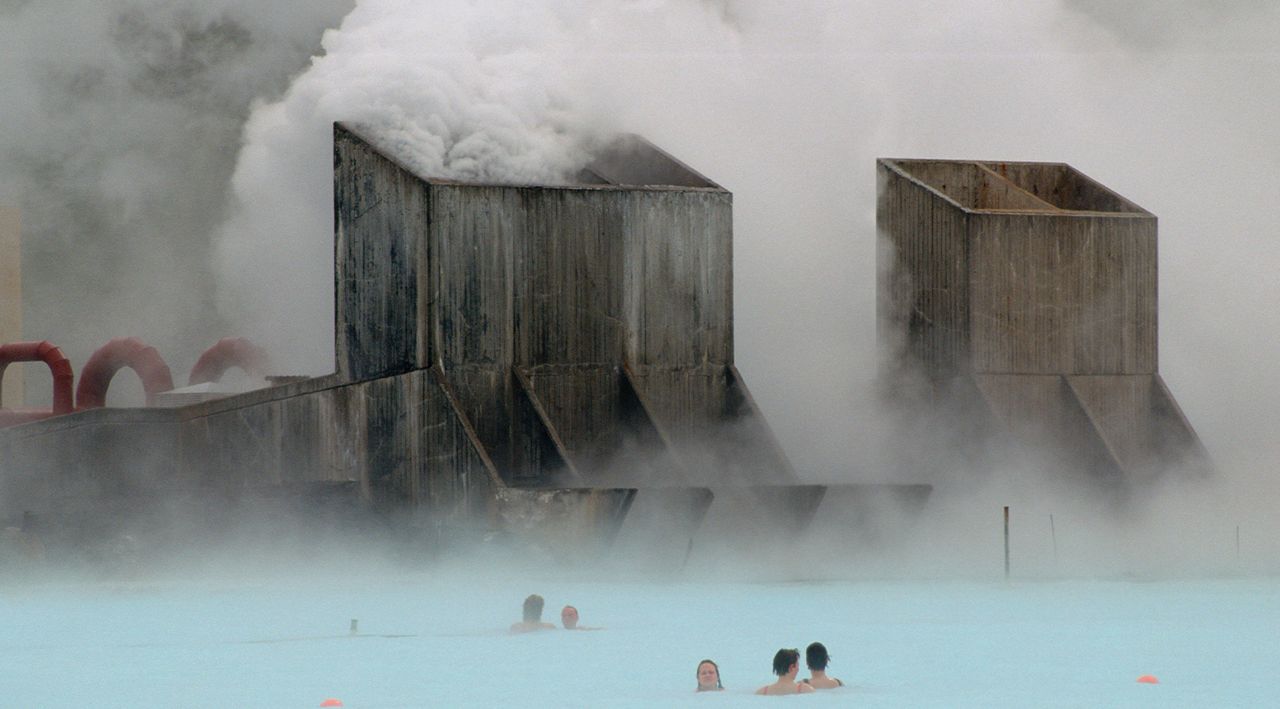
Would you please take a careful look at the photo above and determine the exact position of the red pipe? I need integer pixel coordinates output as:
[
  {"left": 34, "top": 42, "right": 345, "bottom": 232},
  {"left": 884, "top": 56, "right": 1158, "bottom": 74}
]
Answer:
[
  {"left": 188, "top": 337, "right": 269, "bottom": 386},
  {"left": 76, "top": 337, "right": 174, "bottom": 409},
  {"left": 0, "top": 340, "right": 74, "bottom": 416}
]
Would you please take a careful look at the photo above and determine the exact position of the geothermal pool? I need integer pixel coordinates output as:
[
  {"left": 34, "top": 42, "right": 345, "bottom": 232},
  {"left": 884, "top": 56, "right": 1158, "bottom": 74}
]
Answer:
[{"left": 2, "top": 572, "right": 1275, "bottom": 708}]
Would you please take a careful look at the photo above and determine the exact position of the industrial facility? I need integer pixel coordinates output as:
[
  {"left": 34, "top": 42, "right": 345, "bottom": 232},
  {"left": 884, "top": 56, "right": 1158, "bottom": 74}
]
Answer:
[
  {"left": 0, "top": 133, "right": 1207, "bottom": 567},
  {"left": 0, "top": 126, "right": 928, "bottom": 565}
]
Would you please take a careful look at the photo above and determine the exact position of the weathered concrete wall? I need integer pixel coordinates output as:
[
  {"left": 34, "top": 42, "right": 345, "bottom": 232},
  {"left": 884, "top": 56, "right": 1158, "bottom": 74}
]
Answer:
[
  {"left": 0, "top": 208, "right": 22, "bottom": 407},
  {"left": 974, "top": 373, "right": 1125, "bottom": 482},
  {"left": 969, "top": 212, "right": 1155, "bottom": 375},
  {"left": 1068, "top": 374, "right": 1211, "bottom": 479},
  {"left": 333, "top": 129, "right": 430, "bottom": 382},
  {"left": 0, "top": 369, "right": 500, "bottom": 530},
  {"left": 0, "top": 126, "right": 808, "bottom": 560},
  {"left": 492, "top": 487, "right": 636, "bottom": 561},
  {"left": 878, "top": 158, "right": 1203, "bottom": 482},
  {"left": 878, "top": 159, "right": 1157, "bottom": 379},
  {"left": 985, "top": 161, "right": 1141, "bottom": 213},
  {"left": 334, "top": 123, "right": 792, "bottom": 488},
  {"left": 876, "top": 164, "right": 971, "bottom": 381}
]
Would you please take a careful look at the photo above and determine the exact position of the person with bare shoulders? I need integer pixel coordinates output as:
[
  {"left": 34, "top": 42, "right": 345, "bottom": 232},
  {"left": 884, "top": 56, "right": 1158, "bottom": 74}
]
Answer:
[
  {"left": 695, "top": 659, "right": 724, "bottom": 692},
  {"left": 756, "top": 648, "right": 815, "bottom": 696},
  {"left": 559, "top": 604, "right": 602, "bottom": 631},
  {"left": 801, "top": 642, "right": 844, "bottom": 689},
  {"left": 509, "top": 594, "right": 556, "bottom": 633}
]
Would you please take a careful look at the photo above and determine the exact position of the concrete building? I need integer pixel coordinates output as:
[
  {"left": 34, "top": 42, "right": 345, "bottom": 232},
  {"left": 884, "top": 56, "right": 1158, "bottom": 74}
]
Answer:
[
  {"left": 0, "top": 126, "right": 890, "bottom": 561},
  {"left": 877, "top": 159, "right": 1209, "bottom": 485}
]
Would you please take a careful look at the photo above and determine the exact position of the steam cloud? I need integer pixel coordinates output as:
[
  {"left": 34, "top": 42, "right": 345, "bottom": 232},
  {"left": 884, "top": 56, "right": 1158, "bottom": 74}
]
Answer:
[
  {"left": 4, "top": 0, "right": 1280, "bottom": 575},
  {"left": 0, "top": 0, "right": 353, "bottom": 401},
  {"left": 214, "top": 0, "right": 612, "bottom": 374}
]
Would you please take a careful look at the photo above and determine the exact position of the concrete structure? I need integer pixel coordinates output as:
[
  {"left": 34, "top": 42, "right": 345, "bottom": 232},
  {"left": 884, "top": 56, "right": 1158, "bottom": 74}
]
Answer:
[
  {"left": 0, "top": 208, "right": 21, "bottom": 407},
  {"left": 1, "top": 126, "right": 915, "bottom": 562},
  {"left": 333, "top": 124, "right": 793, "bottom": 492},
  {"left": 877, "top": 159, "right": 1208, "bottom": 484}
]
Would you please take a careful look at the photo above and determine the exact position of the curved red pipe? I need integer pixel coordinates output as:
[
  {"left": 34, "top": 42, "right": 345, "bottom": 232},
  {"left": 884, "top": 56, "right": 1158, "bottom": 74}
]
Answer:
[
  {"left": 76, "top": 337, "right": 174, "bottom": 409},
  {"left": 0, "top": 340, "right": 74, "bottom": 415},
  {"left": 188, "top": 337, "right": 270, "bottom": 386}
]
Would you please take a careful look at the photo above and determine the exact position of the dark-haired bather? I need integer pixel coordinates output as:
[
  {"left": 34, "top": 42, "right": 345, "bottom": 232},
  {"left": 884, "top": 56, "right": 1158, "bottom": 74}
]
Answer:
[
  {"left": 509, "top": 594, "right": 556, "bottom": 633},
  {"left": 801, "top": 642, "right": 844, "bottom": 689},
  {"left": 756, "top": 648, "right": 814, "bottom": 695},
  {"left": 696, "top": 659, "right": 723, "bottom": 692}
]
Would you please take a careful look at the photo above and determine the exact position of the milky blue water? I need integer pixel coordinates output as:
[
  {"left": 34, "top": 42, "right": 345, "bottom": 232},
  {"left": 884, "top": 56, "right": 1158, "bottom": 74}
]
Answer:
[{"left": 2, "top": 575, "right": 1276, "bottom": 708}]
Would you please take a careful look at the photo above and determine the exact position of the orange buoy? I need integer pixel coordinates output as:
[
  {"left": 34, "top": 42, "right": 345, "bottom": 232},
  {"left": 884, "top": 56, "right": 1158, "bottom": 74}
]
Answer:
[
  {"left": 320, "top": 699, "right": 343, "bottom": 707},
  {"left": 1137, "top": 675, "right": 1159, "bottom": 684}
]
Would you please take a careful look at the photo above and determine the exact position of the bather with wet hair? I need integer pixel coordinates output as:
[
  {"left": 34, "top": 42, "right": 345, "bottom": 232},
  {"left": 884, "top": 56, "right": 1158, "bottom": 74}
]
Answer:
[
  {"left": 801, "top": 642, "right": 844, "bottom": 689},
  {"left": 509, "top": 594, "right": 556, "bottom": 633},
  {"left": 695, "top": 659, "right": 723, "bottom": 692},
  {"left": 755, "top": 648, "right": 814, "bottom": 695}
]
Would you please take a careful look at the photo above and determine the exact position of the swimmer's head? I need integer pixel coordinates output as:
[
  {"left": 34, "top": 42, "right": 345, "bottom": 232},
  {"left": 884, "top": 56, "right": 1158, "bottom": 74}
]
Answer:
[
  {"left": 696, "top": 659, "right": 722, "bottom": 691},
  {"left": 772, "top": 648, "right": 800, "bottom": 677},
  {"left": 522, "top": 594, "right": 545, "bottom": 623},
  {"left": 560, "top": 605, "right": 579, "bottom": 629},
  {"left": 806, "top": 642, "right": 831, "bottom": 671}
]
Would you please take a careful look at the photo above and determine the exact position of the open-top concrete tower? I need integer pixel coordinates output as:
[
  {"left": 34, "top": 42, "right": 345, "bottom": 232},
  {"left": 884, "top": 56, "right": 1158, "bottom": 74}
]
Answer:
[
  {"left": 333, "top": 124, "right": 794, "bottom": 494},
  {"left": 877, "top": 159, "right": 1208, "bottom": 485}
]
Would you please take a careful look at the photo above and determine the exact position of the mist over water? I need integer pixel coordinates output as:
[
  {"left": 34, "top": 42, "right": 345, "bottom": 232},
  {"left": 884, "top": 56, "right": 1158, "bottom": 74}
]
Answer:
[{"left": 2, "top": 1, "right": 1280, "bottom": 580}]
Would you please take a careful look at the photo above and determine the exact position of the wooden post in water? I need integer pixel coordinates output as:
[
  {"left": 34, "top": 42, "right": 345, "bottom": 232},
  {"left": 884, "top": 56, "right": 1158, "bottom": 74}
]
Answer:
[
  {"left": 1003, "top": 506, "right": 1010, "bottom": 580},
  {"left": 1050, "top": 513, "right": 1058, "bottom": 566}
]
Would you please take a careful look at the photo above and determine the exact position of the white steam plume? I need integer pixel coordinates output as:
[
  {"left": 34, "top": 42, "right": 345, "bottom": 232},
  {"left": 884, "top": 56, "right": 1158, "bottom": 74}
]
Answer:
[
  {"left": 0, "top": 0, "right": 352, "bottom": 402},
  {"left": 213, "top": 0, "right": 628, "bottom": 373},
  {"left": 213, "top": 0, "right": 1280, "bottom": 490},
  {"left": 243, "top": 0, "right": 1280, "bottom": 578},
  {"left": 6, "top": 0, "right": 1280, "bottom": 575}
]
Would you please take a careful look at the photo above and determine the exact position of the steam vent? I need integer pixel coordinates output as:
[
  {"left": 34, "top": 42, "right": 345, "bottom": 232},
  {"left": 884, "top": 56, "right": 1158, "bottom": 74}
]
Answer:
[
  {"left": 0, "top": 125, "right": 928, "bottom": 564},
  {"left": 877, "top": 159, "right": 1210, "bottom": 486}
]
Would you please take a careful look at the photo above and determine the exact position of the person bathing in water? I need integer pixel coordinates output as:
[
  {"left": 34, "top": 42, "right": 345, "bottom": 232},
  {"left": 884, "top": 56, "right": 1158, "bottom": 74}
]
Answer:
[
  {"left": 509, "top": 594, "right": 556, "bottom": 633},
  {"left": 801, "top": 642, "right": 844, "bottom": 689},
  {"left": 559, "top": 605, "right": 602, "bottom": 631},
  {"left": 695, "top": 659, "right": 724, "bottom": 692},
  {"left": 756, "top": 648, "right": 815, "bottom": 695}
]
